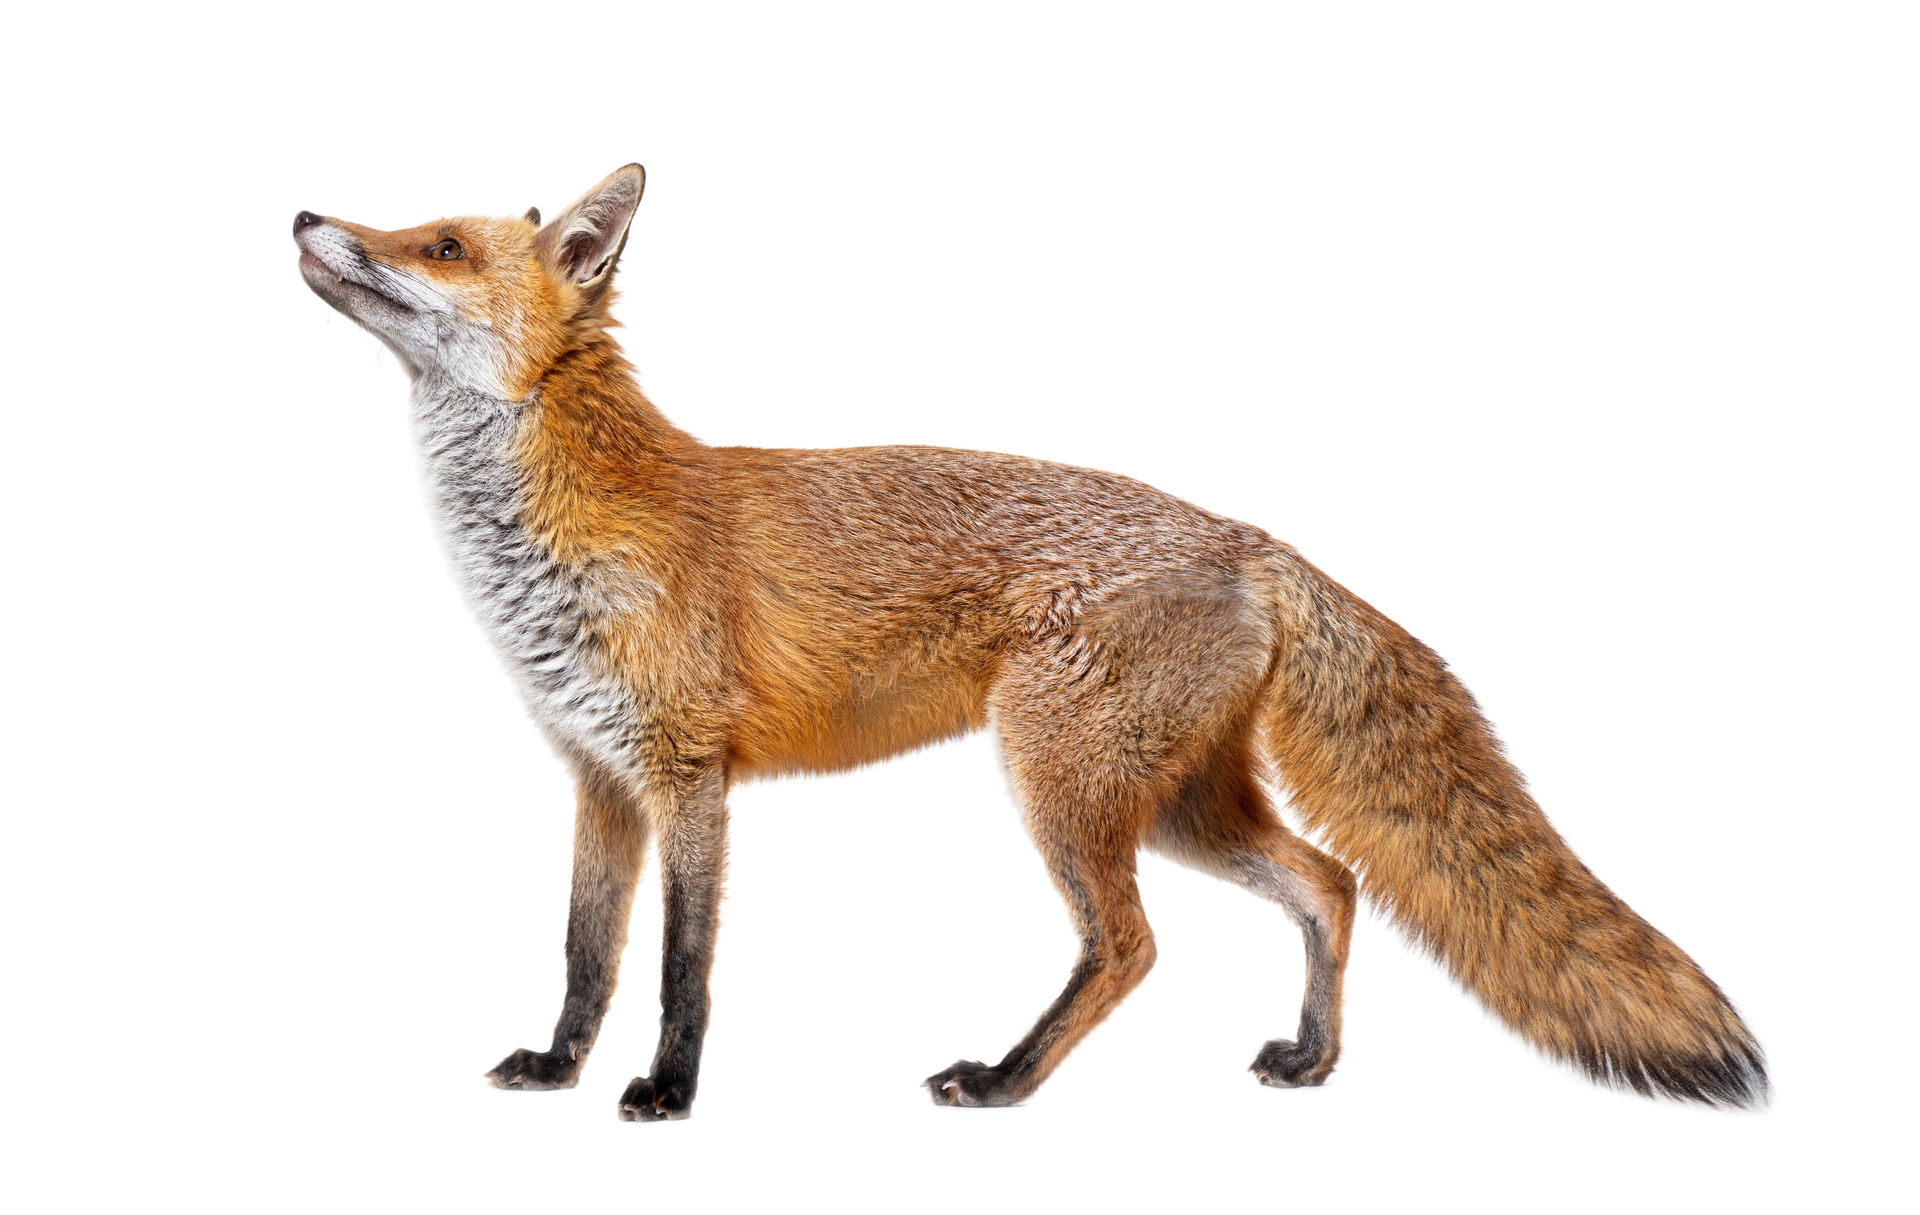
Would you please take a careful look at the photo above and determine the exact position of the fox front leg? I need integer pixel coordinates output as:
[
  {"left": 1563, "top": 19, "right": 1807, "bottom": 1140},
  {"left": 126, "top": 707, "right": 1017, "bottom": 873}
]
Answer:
[
  {"left": 618, "top": 767, "right": 729, "bottom": 1120},
  {"left": 487, "top": 770, "right": 648, "bottom": 1090}
]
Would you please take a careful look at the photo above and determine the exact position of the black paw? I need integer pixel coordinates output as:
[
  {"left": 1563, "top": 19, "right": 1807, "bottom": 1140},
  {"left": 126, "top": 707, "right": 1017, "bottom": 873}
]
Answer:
[
  {"left": 618, "top": 1075, "right": 693, "bottom": 1122},
  {"left": 485, "top": 1046, "right": 581, "bottom": 1090},
  {"left": 924, "top": 1059, "right": 1023, "bottom": 1107},
  {"left": 1250, "top": 1038, "right": 1332, "bottom": 1088}
]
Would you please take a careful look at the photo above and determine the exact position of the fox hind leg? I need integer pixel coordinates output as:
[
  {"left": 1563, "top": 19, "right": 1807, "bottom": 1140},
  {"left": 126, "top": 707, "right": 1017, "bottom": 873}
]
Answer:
[
  {"left": 929, "top": 580, "right": 1273, "bottom": 1106},
  {"left": 488, "top": 766, "right": 649, "bottom": 1091},
  {"left": 924, "top": 779, "right": 1158, "bottom": 1107},
  {"left": 1147, "top": 732, "right": 1357, "bottom": 1088}
]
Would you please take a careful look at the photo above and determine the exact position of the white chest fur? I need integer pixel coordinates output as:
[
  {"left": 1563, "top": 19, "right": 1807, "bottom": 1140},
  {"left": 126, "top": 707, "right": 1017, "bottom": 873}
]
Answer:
[{"left": 410, "top": 382, "right": 644, "bottom": 777}]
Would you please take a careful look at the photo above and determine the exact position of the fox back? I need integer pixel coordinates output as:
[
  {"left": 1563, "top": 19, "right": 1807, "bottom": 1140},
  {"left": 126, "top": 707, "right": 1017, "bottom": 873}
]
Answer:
[{"left": 295, "top": 165, "right": 1764, "bottom": 1120}]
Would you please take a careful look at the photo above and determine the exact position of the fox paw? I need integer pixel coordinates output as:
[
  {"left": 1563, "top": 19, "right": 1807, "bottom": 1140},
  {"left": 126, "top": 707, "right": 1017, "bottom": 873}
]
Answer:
[
  {"left": 485, "top": 1046, "right": 581, "bottom": 1090},
  {"left": 618, "top": 1075, "right": 693, "bottom": 1122},
  {"left": 925, "top": 1060, "right": 1023, "bottom": 1107},
  {"left": 1250, "top": 1039, "right": 1332, "bottom": 1088}
]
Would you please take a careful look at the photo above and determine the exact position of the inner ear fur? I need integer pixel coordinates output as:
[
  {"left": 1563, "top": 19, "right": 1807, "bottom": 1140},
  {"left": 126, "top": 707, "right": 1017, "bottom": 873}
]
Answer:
[{"left": 535, "top": 164, "right": 646, "bottom": 290}]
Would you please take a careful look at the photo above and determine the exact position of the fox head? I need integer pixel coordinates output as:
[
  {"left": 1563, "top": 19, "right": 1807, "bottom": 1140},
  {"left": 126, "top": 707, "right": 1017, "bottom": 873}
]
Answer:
[{"left": 294, "top": 164, "right": 645, "bottom": 399}]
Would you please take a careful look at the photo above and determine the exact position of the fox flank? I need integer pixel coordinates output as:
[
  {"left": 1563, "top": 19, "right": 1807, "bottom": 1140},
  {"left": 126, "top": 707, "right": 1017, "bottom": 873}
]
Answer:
[{"left": 294, "top": 165, "right": 1765, "bottom": 1120}]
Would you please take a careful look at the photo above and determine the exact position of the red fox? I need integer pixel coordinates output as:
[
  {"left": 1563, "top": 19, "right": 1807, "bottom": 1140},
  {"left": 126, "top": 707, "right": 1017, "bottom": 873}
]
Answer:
[{"left": 294, "top": 164, "right": 1765, "bottom": 1120}]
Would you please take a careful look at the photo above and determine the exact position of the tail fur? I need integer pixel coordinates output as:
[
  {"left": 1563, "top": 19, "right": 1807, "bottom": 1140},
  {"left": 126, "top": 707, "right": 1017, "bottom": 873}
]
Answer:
[{"left": 1260, "top": 548, "right": 1766, "bottom": 1106}]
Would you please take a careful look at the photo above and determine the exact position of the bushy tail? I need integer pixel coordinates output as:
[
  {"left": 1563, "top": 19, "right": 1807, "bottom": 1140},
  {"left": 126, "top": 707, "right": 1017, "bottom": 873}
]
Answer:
[{"left": 1260, "top": 548, "right": 1766, "bottom": 1106}]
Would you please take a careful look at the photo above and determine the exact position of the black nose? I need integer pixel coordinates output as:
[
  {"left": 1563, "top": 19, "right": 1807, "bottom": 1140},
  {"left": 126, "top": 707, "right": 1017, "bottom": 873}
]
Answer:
[{"left": 293, "top": 210, "right": 324, "bottom": 236}]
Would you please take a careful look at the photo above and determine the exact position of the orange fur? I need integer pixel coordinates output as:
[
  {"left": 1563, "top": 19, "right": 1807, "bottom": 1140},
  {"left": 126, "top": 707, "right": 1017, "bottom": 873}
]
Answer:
[{"left": 295, "top": 166, "right": 1765, "bottom": 1117}]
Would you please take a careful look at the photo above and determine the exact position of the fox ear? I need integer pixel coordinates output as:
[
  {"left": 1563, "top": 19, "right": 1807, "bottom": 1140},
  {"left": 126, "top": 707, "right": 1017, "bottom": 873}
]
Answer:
[{"left": 534, "top": 164, "right": 645, "bottom": 291}]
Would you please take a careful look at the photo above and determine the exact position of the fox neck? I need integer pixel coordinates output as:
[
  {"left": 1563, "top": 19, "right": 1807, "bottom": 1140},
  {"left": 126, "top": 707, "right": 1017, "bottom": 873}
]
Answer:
[
  {"left": 409, "top": 377, "right": 522, "bottom": 550},
  {"left": 407, "top": 376, "right": 554, "bottom": 668},
  {"left": 412, "top": 333, "right": 699, "bottom": 564},
  {"left": 406, "top": 334, "right": 689, "bottom": 774}
]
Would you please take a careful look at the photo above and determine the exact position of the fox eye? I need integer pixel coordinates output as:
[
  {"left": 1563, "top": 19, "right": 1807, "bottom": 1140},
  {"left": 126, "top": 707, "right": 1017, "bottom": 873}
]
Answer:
[{"left": 428, "top": 239, "right": 464, "bottom": 261}]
